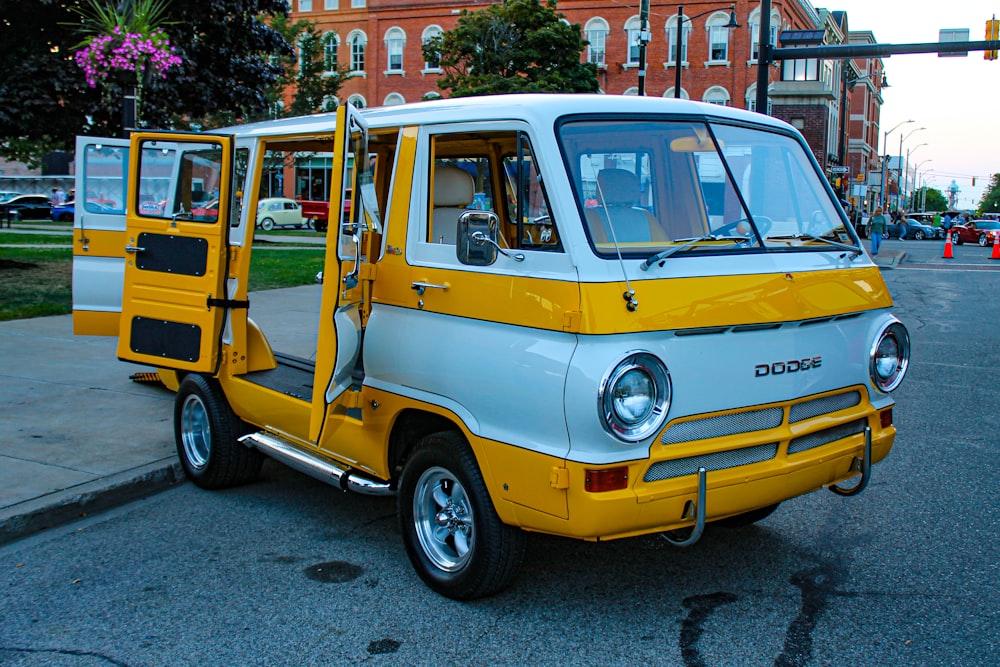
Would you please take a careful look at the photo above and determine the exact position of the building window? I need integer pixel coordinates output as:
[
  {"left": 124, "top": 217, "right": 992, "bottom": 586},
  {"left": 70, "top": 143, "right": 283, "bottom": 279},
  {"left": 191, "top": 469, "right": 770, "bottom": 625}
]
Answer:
[
  {"left": 706, "top": 13, "right": 733, "bottom": 62},
  {"left": 385, "top": 27, "right": 405, "bottom": 73},
  {"left": 749, "top": 17, "right": 778, "bottom": 62},
  {"left": 745, "top": 85, "right": 773, "bottom": 115},
  {"left": 299, "top": 0, "right": 312, "bottom": 11},
  {"left": 348, "top": 94, "right": 366, "bottom": 108},
  {"left": 665, "top": 16, "right": 690, "bottom": 66},
  {"left": 349, "top": 31, "right": 367, "bottom": 73},
  {"left": 585, "top": 18, "right": 609, "bottom": 68},
  {"left": 663, "top": 87, "right": 689, "bottom": 99},
  {"left": 383, "top": 93, "right": 405, "bottom": 106},
  {"left": 322, "top": 32, "right": 339, "bottom": 72},
  {"left": 352, "top": 0, "right": 365, "bottom": 7},
  {"left": 703, "top": 86, "right": 730, "bottom": 106},
  {"left": 324, "top": 0, "right": 338, "bottom": 8},
  {"left": 422, "top": 25, "right": 443, "bottom": 71},
  {"left": 625, "top": 16, "right": 642, "bottom": 66},
  {"left": 781, "top": 59, "right": 819, "bottom": 82}
]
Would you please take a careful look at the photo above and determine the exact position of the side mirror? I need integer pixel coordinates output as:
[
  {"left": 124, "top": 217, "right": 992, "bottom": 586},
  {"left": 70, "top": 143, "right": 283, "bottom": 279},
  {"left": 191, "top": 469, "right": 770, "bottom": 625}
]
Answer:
[{"left": 457, "top": 210, "right": 499, "bottom": 266}]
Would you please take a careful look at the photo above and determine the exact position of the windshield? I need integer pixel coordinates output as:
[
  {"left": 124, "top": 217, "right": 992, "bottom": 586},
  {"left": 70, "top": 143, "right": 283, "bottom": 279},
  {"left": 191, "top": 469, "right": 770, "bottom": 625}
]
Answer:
[{"left": 558, "top": 118, "right": 855, "bottom": 259}]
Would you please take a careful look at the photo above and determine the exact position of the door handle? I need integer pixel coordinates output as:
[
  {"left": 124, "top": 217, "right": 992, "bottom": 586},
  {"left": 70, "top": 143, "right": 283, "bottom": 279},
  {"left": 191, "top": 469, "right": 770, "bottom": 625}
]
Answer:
[
  {"left": 125, "top": 245, "right": 146, "bottom": 254},
  {"left": 411, "top": 281, "right": 448, "bottom": 296}
]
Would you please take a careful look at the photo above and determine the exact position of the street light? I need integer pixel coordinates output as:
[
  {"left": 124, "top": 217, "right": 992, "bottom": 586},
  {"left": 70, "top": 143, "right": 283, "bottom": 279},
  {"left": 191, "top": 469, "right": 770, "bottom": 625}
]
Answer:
[
  {"left": 903, "top": 142, "right": 928, "bottom": 206},
  {"left": 672, "top": 4, "right": 740, "bottom": 98},
  {"left": 880, "top": 120, "right": 914, "bottom": 209},
  {"left": 912, "top": 160, "right": 933, "bottom": 210},
  {"left": 897, "top": 127, "right": 925, "bottom": 211}
]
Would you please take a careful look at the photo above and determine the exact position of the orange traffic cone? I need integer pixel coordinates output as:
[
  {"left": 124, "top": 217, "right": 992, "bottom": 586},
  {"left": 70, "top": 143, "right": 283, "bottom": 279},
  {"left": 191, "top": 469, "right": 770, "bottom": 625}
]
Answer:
[
  {"left": 943, "top": 233, "right": 954, "bottom": 259},
  {"left": 991, "top": 233, "right": 1000, "bottom": 260}
]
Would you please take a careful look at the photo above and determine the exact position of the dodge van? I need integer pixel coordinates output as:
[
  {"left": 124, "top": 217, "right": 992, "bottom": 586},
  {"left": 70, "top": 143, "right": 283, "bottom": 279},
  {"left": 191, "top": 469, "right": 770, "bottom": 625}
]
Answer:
[{"left": 72, "top": 94, "right": 909, "bottom": 599}]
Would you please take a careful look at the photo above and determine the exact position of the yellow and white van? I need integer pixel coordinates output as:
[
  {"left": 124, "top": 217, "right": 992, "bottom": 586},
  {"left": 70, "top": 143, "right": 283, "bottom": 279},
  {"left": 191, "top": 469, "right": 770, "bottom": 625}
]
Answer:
[{"left": 72, "top": 94, "right": 909, "bottom": 599}]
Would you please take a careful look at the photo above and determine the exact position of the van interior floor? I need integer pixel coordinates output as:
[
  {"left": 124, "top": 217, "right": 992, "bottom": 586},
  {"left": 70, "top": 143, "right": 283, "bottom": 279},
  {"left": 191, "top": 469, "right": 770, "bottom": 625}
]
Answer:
[{"left": 243, "top": 352, "right": 314, "bottom": 400}]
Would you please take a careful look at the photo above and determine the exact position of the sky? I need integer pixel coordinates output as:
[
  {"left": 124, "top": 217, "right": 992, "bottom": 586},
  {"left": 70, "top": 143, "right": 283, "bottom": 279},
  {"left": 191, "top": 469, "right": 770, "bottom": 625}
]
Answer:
[{"left": 818, "top": 0, "right": 1000, "bottom": 210}]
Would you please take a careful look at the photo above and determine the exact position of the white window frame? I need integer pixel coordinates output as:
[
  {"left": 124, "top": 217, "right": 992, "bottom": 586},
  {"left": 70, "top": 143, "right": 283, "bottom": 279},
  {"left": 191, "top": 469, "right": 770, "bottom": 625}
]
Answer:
[
  {"left": 665, "top": 16, "right": 690, "bottom": 67},
  {"left": 348, "top": 30, "right": 367, "bottom": 76},
  {"left": 702, "top": 85, "right": 730, "bottom": 106},
  {"left": 584, "top": 18, "right": 609, "bottom": 68},
  {"left": 322, "top": 32, "right": 339, "bottom": 73},
  {"left": 625, "top": 16, "right": 642, "bottom": 68},
  {"left": 384, "top": 27, "right": 406, "bottom": 75},
  {"left": 422, "top": 25, "right": 443, "bottom": 73},
  {"left": 706, "top": 12, "right": 732, "bottom": 64}
]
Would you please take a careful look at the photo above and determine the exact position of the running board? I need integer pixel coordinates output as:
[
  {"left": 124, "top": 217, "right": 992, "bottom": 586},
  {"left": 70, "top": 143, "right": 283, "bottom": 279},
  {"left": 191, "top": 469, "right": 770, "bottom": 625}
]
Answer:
[{"left": 239, "top": 432, "right": 394, "bottom": 497}]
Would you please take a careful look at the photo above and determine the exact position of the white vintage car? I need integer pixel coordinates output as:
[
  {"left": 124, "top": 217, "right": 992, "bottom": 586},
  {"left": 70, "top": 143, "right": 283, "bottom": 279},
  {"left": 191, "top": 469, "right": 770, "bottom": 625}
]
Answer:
[{"left": 255, "top": 197, "right": 306, "bottom": 230}]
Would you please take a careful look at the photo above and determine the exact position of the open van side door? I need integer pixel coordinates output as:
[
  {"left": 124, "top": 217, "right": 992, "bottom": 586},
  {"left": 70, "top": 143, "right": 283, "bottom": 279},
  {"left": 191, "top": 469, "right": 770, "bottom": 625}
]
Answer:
[
  {"left": 115, "top": 133, "right": 234, "bottom": 373},
  {"left": 72, "top": 136, "right": 131, "bottom": 335}
]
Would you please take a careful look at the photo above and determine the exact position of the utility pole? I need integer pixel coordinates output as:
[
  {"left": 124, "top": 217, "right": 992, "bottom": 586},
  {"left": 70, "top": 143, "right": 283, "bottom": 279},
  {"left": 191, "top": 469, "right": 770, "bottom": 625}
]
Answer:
[
  {"left": 638, "top": 0, "right": 651, "bottom": 96},
  {"left": 755, "top": 0, "right": 772, "bottom": 113}
]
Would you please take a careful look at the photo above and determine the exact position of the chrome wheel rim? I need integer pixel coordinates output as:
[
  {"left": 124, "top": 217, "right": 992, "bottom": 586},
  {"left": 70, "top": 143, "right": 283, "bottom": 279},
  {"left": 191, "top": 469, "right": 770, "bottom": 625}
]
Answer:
[
  {"left": 413, "top": 466, "right": 474, "bottom": 572},
  {"left": 180, "top": 394, "right": 211, "bottom": 470}
]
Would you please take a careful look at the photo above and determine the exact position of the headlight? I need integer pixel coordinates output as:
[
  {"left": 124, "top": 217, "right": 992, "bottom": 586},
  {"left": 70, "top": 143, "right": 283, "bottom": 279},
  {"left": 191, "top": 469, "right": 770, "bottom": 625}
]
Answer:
[
  {"left": 598, "top": 352, "right": 671, "bottom": 442},
  {"left": 870, "top": 318, "right": 910, "bottom": 392}
]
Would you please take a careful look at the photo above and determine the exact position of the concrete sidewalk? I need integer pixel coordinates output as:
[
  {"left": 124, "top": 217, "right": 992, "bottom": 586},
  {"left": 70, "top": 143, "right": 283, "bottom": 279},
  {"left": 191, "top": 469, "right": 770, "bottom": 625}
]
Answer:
[{"left": 0, "top": 284, "right": 324, "bottom": 546}]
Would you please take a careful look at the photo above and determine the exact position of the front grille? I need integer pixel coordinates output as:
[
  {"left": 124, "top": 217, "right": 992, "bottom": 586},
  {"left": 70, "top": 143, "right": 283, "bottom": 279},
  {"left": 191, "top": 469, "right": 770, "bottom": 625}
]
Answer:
[
  {"left": 660, "top": 407, "right": 783, "bottom": 445},
  {"left": 644, "top": 443, "right": 779, "bottom": 482},
  {"left": 789, "top": 390, "right": 861, "bottom": 423},
  {"left": 788, "top": 418, "right": 867, "bottom": 455}
]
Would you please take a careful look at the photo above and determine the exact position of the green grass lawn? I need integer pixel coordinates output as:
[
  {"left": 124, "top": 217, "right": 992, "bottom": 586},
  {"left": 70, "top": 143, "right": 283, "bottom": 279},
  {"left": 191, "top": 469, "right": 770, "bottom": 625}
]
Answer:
[{"left": 0, "top": 245, "right": 327, "bottom": 322}]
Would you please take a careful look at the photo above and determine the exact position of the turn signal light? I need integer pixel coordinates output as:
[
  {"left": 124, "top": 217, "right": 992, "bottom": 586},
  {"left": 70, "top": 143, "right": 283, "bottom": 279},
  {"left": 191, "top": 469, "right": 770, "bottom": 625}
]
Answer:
[
  {"left": 880, "top": 408, "right": 893, "bottom": 429},
  {"left": 584, "top": 466, "right": 629, "bottom": 492}
]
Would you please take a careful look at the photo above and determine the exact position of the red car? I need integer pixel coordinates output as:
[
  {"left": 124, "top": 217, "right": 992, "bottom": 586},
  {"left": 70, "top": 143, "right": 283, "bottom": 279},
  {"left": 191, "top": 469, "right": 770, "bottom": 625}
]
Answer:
[
  {"left": 950, "top": 220, "right": 1000, "bottom": 247},
  {"left": 298, "top": 190, "right": 352, "bottom": 232}
]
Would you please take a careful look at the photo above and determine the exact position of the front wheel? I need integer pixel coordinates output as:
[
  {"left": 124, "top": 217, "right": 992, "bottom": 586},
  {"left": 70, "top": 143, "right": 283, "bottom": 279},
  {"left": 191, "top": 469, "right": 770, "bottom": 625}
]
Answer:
[
  {"left": 397, "top": 431, "right": 525, "bottom": 600},
  {"left": 979, "top": 234, "right": 989, "bottom": 247},
  {"left": 952, "top": 231, "right": 963, "bottom": 245},
  {"left": 174, "top": 374, "right": 263, "bottom": 489},
  {"left": 914, "top": 230, "right": 925, "bottom": 240}
]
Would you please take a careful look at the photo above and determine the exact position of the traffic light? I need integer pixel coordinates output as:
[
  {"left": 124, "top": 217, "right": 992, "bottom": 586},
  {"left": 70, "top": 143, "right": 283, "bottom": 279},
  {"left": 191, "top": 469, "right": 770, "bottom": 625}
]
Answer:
[{"left": 986, "top": 17, "right": 998, "bottom": 60}]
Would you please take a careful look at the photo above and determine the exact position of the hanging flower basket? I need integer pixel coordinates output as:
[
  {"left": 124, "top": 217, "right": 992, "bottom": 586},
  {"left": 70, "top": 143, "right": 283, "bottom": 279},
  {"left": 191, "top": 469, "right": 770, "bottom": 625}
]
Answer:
[{"left": 74, "top": 26, "right": 181, "bottom": 89}]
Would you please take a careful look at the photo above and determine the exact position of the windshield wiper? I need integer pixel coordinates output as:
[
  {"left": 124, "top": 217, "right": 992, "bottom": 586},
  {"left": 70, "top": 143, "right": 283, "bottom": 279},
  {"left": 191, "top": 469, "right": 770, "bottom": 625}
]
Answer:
[
  {"left": 769, "top": 233, "right": 863, "bottom": 259},
  {"left": 641, "top": 234, "right": 749, "bottom": 271}
]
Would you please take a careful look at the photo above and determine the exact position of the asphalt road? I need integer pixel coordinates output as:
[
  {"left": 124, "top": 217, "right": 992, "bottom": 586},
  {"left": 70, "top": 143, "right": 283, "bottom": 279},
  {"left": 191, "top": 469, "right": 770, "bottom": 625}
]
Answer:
[{"left": 1, "top": 256, "right": 998, "bottom": 667}]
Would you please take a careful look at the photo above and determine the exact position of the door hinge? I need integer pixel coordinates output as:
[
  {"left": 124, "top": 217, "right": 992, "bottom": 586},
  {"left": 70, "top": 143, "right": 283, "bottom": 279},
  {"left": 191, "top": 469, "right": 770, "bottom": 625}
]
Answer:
[
  {"left": 207, "top": 296, "right": 250, "bottom": 310},
  {"left": 550, "top": 466, "right": 569, "bottom": 489}
]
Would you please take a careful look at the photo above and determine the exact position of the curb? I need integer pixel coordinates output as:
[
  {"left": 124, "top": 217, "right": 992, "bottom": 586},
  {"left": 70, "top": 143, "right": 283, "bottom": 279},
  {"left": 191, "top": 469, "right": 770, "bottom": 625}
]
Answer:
[{"left": 0, "top": 460, "right": 184, "bottom": 547}]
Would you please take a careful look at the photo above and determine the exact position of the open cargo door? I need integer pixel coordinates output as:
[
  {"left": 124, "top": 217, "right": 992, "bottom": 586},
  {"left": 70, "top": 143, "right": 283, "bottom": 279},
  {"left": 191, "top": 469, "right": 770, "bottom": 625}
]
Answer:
[{"left": 115, "top": 133, "right": 234, "bottom": 373}]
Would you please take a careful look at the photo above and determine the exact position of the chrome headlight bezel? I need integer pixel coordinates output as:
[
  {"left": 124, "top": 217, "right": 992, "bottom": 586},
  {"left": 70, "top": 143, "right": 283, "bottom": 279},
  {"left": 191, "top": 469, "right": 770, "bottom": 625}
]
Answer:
[
  {"left": 869, "top": 317, "right": 910, "bottom": 392},
  {"left": 598, "top": 351, "right": 672, "bottom": 442}
]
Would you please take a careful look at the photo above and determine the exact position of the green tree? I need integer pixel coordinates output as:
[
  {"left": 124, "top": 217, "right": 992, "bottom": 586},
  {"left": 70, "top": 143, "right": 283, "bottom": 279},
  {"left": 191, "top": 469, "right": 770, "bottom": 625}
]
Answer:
[
  {"left": 911, "top": 187, "right": 947, "bottom": 212},
  {"left": 0, "top": 0, "right": 290, "bottom": 164},
  {"left": 424, "top": 0, "right": 599, "bottom": 98},
  {"left": 977, "top": 173, "right": 1000, "bottom": 214}
]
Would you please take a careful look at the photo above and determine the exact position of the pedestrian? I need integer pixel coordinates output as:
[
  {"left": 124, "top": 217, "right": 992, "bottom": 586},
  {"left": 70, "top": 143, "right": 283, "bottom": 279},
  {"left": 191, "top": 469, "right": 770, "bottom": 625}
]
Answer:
[
  {"left": 869, "top": 206, "right": 887, "bottom": 256},
  {"left": 897, "top": 211, "right": 907, "bottom": 241},
  {"left": 51, "top": 187, "right": 67, "bottom": 206}
]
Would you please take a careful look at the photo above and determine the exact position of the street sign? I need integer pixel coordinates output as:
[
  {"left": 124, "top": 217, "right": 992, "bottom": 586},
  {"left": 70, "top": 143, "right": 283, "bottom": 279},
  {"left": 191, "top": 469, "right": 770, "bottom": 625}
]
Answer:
[
  {"left": 830, "top": 166, "right": 849, "bottom": 173},
  {"left": 940, "top": 29, "right": 970, "bottom": 57}
]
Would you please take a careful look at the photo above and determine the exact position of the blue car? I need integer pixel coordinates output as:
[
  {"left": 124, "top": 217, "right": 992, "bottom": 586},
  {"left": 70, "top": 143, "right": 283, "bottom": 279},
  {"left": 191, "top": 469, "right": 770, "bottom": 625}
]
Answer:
[{"left": 51, "top": 200, "right": 74, "bottom": 222}]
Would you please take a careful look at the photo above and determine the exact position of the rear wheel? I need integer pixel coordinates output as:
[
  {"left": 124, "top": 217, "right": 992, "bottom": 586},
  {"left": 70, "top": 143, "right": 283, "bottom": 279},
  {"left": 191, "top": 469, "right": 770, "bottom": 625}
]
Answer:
[
  {"left": 259, "top": 217, "right": 274, "bottom": 231},
  {"left": 914, "top": 230, "right": 925, "bottom": 240},
  {"left": 952, "top": 231, "right": 962, "bottom": 245},
  {"left": 174, "top": 374, "right": 262, "bottom": 489},
  {"left": 398, "top": 431, "right": 525, "bottom": 600},
  {"left": 979, "top": 234, "right": 989, "bottom": 247}
]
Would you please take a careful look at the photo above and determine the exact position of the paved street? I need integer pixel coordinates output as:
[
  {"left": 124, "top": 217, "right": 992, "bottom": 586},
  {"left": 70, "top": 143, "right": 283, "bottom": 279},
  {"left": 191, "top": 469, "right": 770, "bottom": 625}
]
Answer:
[{"left": 1, "top": 252, "right": 998, "bottom": 666}]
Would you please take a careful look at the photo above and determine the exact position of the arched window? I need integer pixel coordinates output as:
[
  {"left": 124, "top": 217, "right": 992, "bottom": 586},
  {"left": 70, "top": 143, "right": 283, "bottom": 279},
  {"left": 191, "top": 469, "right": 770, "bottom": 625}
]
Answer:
[
  {"left": 423, "top": 91, "right": 442, "bottom": 101},
  {"left": 624, "top": 16, "right": 642, "bottom": 66},
  {"left": 584, "top": 18, "right": 609, "bottom": 68},
  {"left": 384, "top": 27, "right": 405, "bottom": 73},
  {"left": 321, "top": 95, "right": 339, "bottom": 112},
  {"left": 295, "top": 33, "right": 310, "bottom": 73},
  {"left": 702, "top": 85, "right": 730, "bottom": 106},
  {"left": 665, "top": 14, "right": 691, "bottom": 66},
  {"left": 322, "top": 32, "right": 339, "bottom": 72},
  {"left": 706, "top": 12, "right": 733, "bottom": 63},
  {"left": 663, "top": 87, "right": 689, "bottom": 99},
  {"left": 748, "top": 8, "right": 780, "bottom": 62},
  {"left": 622, "top": 86, "right": 639, "bottom": 96},
  {"left": 383, "top": 93, "right": 405, "bottom": 106},
  {"left": 347, "top": 31, "right": 367, "bottom": 74},
  {"left": 422, "top": 25, "right": 443, "bottom": 71},
  {"left": 745, "top": 84, "right": 772, "bottom": 114},
  {"left": 347, "top": 94, "right": 366, "bottom": 109}
]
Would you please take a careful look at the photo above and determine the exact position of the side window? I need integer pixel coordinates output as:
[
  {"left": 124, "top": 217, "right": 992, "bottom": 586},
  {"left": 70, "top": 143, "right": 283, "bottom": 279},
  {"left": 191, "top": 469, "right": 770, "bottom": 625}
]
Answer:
[
  {"left": 83, "top": 144, "right": 127, "bottom": 214},
  {"left": 426, "top": 130, "right": 561, "bottom": 252},
  {"left": 136, "top": 140, "right": 224, "bottom": 223}
]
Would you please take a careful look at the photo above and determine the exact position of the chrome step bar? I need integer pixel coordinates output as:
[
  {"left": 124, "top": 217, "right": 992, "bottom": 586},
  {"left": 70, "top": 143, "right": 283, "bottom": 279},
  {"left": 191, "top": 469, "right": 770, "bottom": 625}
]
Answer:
[{"left": 240, "top": 432, "right": 394, "bottom": 496}]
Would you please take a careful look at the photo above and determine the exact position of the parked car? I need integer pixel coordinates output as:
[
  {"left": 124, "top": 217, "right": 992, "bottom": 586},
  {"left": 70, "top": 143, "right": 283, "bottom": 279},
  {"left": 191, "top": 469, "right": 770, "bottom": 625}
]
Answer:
[
  {"left": 950, "top": 219, "right": 1000, "bottom": 247},
  {"left": 51, "top": 200, "right": 75, "bottom": 222},
  {"left": 0, "top": 194, "right": 52, "bottom": 222},
  {"left": 0, "top": 191, "right": 21, "bottom": 203},
  {"left": 906, "top": 212, "right": 946, "bottom": 239},
  {"left": 887, "top": 218, "right": 937, "bottom": 240},
  {"left": 256, "top": 197, "right": 306, "bottom": 230},
  {"left": 299, "top": 190, "right": 353, "bottom": 232}
]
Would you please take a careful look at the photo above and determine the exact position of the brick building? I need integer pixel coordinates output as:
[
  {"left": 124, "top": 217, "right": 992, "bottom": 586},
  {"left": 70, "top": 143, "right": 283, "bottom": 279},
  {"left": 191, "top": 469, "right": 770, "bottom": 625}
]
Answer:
[{"left": 288, "top": 1, "right": 887, "bottom": 210}]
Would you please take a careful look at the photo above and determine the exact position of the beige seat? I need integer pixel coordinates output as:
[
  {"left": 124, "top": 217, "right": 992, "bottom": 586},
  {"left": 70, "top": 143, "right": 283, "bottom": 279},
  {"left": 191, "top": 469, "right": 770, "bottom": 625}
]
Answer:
[
  {"left": 587, "top": 168, "right": 667, "bottom": 244},
  {"left": 431, "top": 165, "right": 475, "bottom": 244}
]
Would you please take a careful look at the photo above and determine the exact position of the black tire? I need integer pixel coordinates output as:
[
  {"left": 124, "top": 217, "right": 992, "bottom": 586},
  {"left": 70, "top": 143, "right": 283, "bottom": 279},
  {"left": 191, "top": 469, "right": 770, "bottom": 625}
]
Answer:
[
  {"left": 914, "top": 230, "right": 925, "bottom": 240},
  {"left": 174, "top": 374, "right": 263, "bottom": 489},
  {"left": 712, "top": 503, "right": 780, "bottom": 528},
  {"left": 315, "top": 219, "right": 328, "bottom": 233},
  {"left": 259, "top": 217, "right": 274, "bottom": 231},
  {"left": 397, "top": 431, "right": 525, "bottom": 600},
  {"left": 952, "top": 231, "right": 963, "bottom": 245},
  {"left": 978, "top": 234, "right": 988, "bottom": 247}
]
